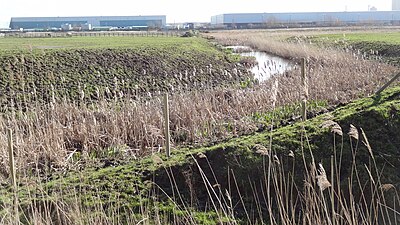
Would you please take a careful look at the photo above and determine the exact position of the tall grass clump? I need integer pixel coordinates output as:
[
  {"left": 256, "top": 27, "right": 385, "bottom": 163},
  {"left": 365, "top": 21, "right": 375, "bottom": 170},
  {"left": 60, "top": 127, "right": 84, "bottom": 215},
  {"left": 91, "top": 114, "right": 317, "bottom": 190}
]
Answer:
[
  {"left": 209, "top": 30, "right": 398, "bottom": 103},
  {"left": 157, "top": 102, "right": 400, "bottom": 224}
]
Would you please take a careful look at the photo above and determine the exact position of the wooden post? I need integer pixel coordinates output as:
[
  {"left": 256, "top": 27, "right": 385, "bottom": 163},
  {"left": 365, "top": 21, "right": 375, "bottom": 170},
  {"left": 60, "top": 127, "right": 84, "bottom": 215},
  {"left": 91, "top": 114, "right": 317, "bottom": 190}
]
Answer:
[
  {"left": 375, "top": 71, "right": 400, "bottom": 96},
  {"left": 331, "top": 155, "right": 335, "bottom": 225},
  {"left": 163, "top": 93, "right": 171, "bottom": 157},
  {"left": 301, "top": 58, "right": 307, "bottom": 121},
  {"left": 8, "top": 129, "right": 18, "bottom": 224}
]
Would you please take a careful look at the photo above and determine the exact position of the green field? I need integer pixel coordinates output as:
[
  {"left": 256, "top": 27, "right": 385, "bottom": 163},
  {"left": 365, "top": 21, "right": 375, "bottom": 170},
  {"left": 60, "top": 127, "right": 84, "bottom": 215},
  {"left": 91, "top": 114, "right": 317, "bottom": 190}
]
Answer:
[
  {"left": 0, "top": 36, "right": 221, "bottom": 53},
  {"left": 316, "top": 32, "right": 400, "bottom": 44}
]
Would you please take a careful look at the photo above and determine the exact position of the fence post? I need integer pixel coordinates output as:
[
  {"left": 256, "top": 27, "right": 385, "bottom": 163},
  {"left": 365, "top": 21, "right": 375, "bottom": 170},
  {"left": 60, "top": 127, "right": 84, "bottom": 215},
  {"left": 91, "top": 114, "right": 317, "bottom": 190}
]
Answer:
[
  {"left": 301, "top": 58, "right": 307, "bottom": 121},
  {"left": 163, "top": 93, "right": 171, "bottom": 157},
  {"left": 375, "top": 71, "right": 400, "bottom": 96},
  {"left": 8, "top": 129, "right": 18, "bottom": 224}
]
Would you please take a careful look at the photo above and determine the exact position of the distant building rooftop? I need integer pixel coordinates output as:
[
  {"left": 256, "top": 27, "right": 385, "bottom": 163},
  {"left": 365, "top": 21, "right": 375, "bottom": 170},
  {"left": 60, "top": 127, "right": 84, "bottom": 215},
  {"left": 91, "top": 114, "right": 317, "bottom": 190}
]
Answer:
[
  {"left": 211, "top": 11, "right": 400, "bottom": 28},
  {"left": 9, "top": 15, "right": 167, "bottom": 30}
]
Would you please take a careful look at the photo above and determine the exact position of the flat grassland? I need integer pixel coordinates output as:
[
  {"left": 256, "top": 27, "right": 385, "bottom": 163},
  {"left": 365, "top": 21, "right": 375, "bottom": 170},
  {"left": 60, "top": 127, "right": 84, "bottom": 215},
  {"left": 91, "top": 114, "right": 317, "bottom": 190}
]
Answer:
[
  {"left": 315, "top": 32, "right": 400, "bottom": 44},
  {"left": 0, "top": 36, "right": 217, "bottom": 52}
]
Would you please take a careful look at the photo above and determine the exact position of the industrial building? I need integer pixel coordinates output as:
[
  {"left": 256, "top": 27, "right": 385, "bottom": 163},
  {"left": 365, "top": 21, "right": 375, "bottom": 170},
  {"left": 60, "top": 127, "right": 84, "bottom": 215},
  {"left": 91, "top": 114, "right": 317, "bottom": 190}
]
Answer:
[
  {"left": 211, "top": 11, "right": 400, "bottom": 28},
  {"left": 394, "top": 0, "right": 400, "bottom": 11},
  {"left": 9, "top": 15, "right": 166, "bottom": 30}
]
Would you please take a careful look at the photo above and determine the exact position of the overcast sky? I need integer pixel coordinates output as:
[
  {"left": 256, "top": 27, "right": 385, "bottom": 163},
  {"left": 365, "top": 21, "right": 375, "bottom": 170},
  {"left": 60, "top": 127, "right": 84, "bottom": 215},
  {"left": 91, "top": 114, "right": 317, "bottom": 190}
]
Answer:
[{"left": 0, "top": 0, "right": 392, "bottom": 28}]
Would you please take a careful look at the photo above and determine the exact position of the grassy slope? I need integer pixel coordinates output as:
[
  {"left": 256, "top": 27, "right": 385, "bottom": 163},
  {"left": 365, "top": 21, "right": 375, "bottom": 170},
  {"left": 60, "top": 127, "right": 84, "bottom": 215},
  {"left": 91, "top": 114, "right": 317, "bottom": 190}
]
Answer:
[
  {"left": 317, "top": 32, "right": 400, "bottom": 45},
  {"left": 312, "top": 32, "right": 400, "bottom": 65},
  {"left": 3, "top": 84, "right": 399, "bottom": 223}
]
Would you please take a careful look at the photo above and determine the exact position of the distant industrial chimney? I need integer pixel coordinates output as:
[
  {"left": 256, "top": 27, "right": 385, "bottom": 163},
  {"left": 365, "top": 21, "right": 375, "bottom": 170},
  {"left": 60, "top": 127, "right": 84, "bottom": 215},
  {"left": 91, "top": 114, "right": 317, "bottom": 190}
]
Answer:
[{"left": 394, "top": 0, "right": 400, "bottom": 10}]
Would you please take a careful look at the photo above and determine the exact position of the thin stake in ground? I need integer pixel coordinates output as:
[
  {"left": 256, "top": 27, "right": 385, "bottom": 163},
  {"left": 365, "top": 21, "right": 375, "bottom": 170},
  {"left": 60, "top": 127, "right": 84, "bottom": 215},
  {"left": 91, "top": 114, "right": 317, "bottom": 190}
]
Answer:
[
  {"left": 8, "top": 129, "right": 18, "bottom": 224},
  {"left": 375, "top": 71, "right": 400, "bottom": 96},
  {"left": 164, "top": 93, "right": 171, "bottom": 157},
  {"left": 301, "top": 58, "right": 308, "bottom": 121}
]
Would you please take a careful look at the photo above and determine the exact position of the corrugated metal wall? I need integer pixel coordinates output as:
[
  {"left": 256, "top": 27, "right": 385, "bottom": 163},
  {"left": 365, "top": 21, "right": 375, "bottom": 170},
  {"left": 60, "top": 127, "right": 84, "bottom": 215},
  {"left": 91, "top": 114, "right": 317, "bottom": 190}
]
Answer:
[
  {"left": 10, "top": 16, "right": 167, "bottom": 29},
  {"left": 394, "top": 0, "right": 400, "bottom": 10},
  {"left": 211, "top": 11, "right": 400, "bottom": 26}
]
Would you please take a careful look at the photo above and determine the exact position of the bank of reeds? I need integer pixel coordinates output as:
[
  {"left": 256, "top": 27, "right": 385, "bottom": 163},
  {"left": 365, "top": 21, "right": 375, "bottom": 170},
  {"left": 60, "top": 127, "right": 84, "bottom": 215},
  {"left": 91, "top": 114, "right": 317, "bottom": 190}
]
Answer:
[
  {"left": 1, "top": 111, "right": 399, "bottom": 224},
  {"left": 0, "top": 31, "right": 398, "bottom": 177}
]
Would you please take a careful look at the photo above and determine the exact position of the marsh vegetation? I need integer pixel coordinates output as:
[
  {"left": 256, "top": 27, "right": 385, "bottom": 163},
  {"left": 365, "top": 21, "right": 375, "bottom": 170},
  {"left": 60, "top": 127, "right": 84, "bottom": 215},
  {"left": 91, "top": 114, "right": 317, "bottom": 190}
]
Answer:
[{"left": 0, "top": 28, "right": 399, "bottom": 224}]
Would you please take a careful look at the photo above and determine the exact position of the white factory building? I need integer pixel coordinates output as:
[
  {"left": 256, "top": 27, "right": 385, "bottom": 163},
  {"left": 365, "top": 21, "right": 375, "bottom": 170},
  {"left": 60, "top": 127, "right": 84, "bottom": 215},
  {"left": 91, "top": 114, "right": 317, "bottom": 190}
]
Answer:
[
  {"left": 9, "top": 15, "right": 166, "bottom": 30},
  {"left": 394, "top": 0, "right": 400, "bottom": 11}
]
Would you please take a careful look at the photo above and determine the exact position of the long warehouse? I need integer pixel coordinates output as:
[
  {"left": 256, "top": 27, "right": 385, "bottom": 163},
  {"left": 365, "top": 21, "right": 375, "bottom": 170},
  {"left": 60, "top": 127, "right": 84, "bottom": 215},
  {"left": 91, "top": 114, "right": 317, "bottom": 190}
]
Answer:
[
  {"left": 9, "top": 15, "right": 166, "bottom": 30},
  {"left": 211, "top": 11, "right": 400, "bottom": 28}
]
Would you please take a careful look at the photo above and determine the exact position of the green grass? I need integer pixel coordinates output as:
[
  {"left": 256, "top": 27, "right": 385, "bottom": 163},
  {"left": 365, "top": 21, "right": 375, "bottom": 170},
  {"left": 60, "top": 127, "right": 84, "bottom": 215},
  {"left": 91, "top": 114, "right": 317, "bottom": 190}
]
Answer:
[
  {"left": 0, "top": 36, "right": 219, "bottom": 54},
  {"left": 250, "top": 100, "right": 328, "bottom": 126},
  {"left": 316, "top": 32, "right": 400, "bottom": 45}
]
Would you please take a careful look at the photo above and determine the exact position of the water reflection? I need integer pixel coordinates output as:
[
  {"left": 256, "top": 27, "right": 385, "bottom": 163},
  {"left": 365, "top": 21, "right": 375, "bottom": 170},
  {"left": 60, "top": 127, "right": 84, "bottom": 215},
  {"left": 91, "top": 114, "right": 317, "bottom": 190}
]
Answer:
[{"left": 227, "top": 46, "right": 293, "bottom": 82}]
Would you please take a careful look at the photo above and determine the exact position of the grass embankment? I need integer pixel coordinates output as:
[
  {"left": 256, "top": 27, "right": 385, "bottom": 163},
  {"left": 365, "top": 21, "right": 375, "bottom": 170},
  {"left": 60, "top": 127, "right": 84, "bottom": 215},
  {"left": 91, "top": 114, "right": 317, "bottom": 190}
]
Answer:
[
  {"left": 4, "top": 84, "right": 399, "bottom": 224},
  {"left": 0, "top": 36, "right": 248, "bottom": 107},
  {"left": 311, "top": 32, "right": 400, "bottom": 65}
]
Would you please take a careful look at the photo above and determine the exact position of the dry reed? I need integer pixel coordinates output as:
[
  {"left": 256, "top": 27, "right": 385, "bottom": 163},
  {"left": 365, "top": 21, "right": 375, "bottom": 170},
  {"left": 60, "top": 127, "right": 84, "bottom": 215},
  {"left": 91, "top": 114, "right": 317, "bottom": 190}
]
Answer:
[{"left": 0, "top": 29, "right": 397, "bottom": 181}]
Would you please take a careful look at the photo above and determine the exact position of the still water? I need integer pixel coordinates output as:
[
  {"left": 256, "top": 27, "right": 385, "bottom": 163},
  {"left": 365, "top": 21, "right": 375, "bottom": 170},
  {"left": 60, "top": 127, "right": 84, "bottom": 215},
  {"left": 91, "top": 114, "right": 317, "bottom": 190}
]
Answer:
[{"left": 227, "top": 46, "right": 293, "bottom": 82}]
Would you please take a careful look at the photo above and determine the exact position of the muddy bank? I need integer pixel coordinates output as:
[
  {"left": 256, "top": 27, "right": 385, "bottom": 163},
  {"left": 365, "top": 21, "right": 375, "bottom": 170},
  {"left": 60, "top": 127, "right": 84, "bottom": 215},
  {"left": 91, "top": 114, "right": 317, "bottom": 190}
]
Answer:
[
  {"left": 349, "top": 41, "right": 400, "bottom": 65},
  {"left": 0, "top": 47, "right": 251, "bottom": 107}
]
